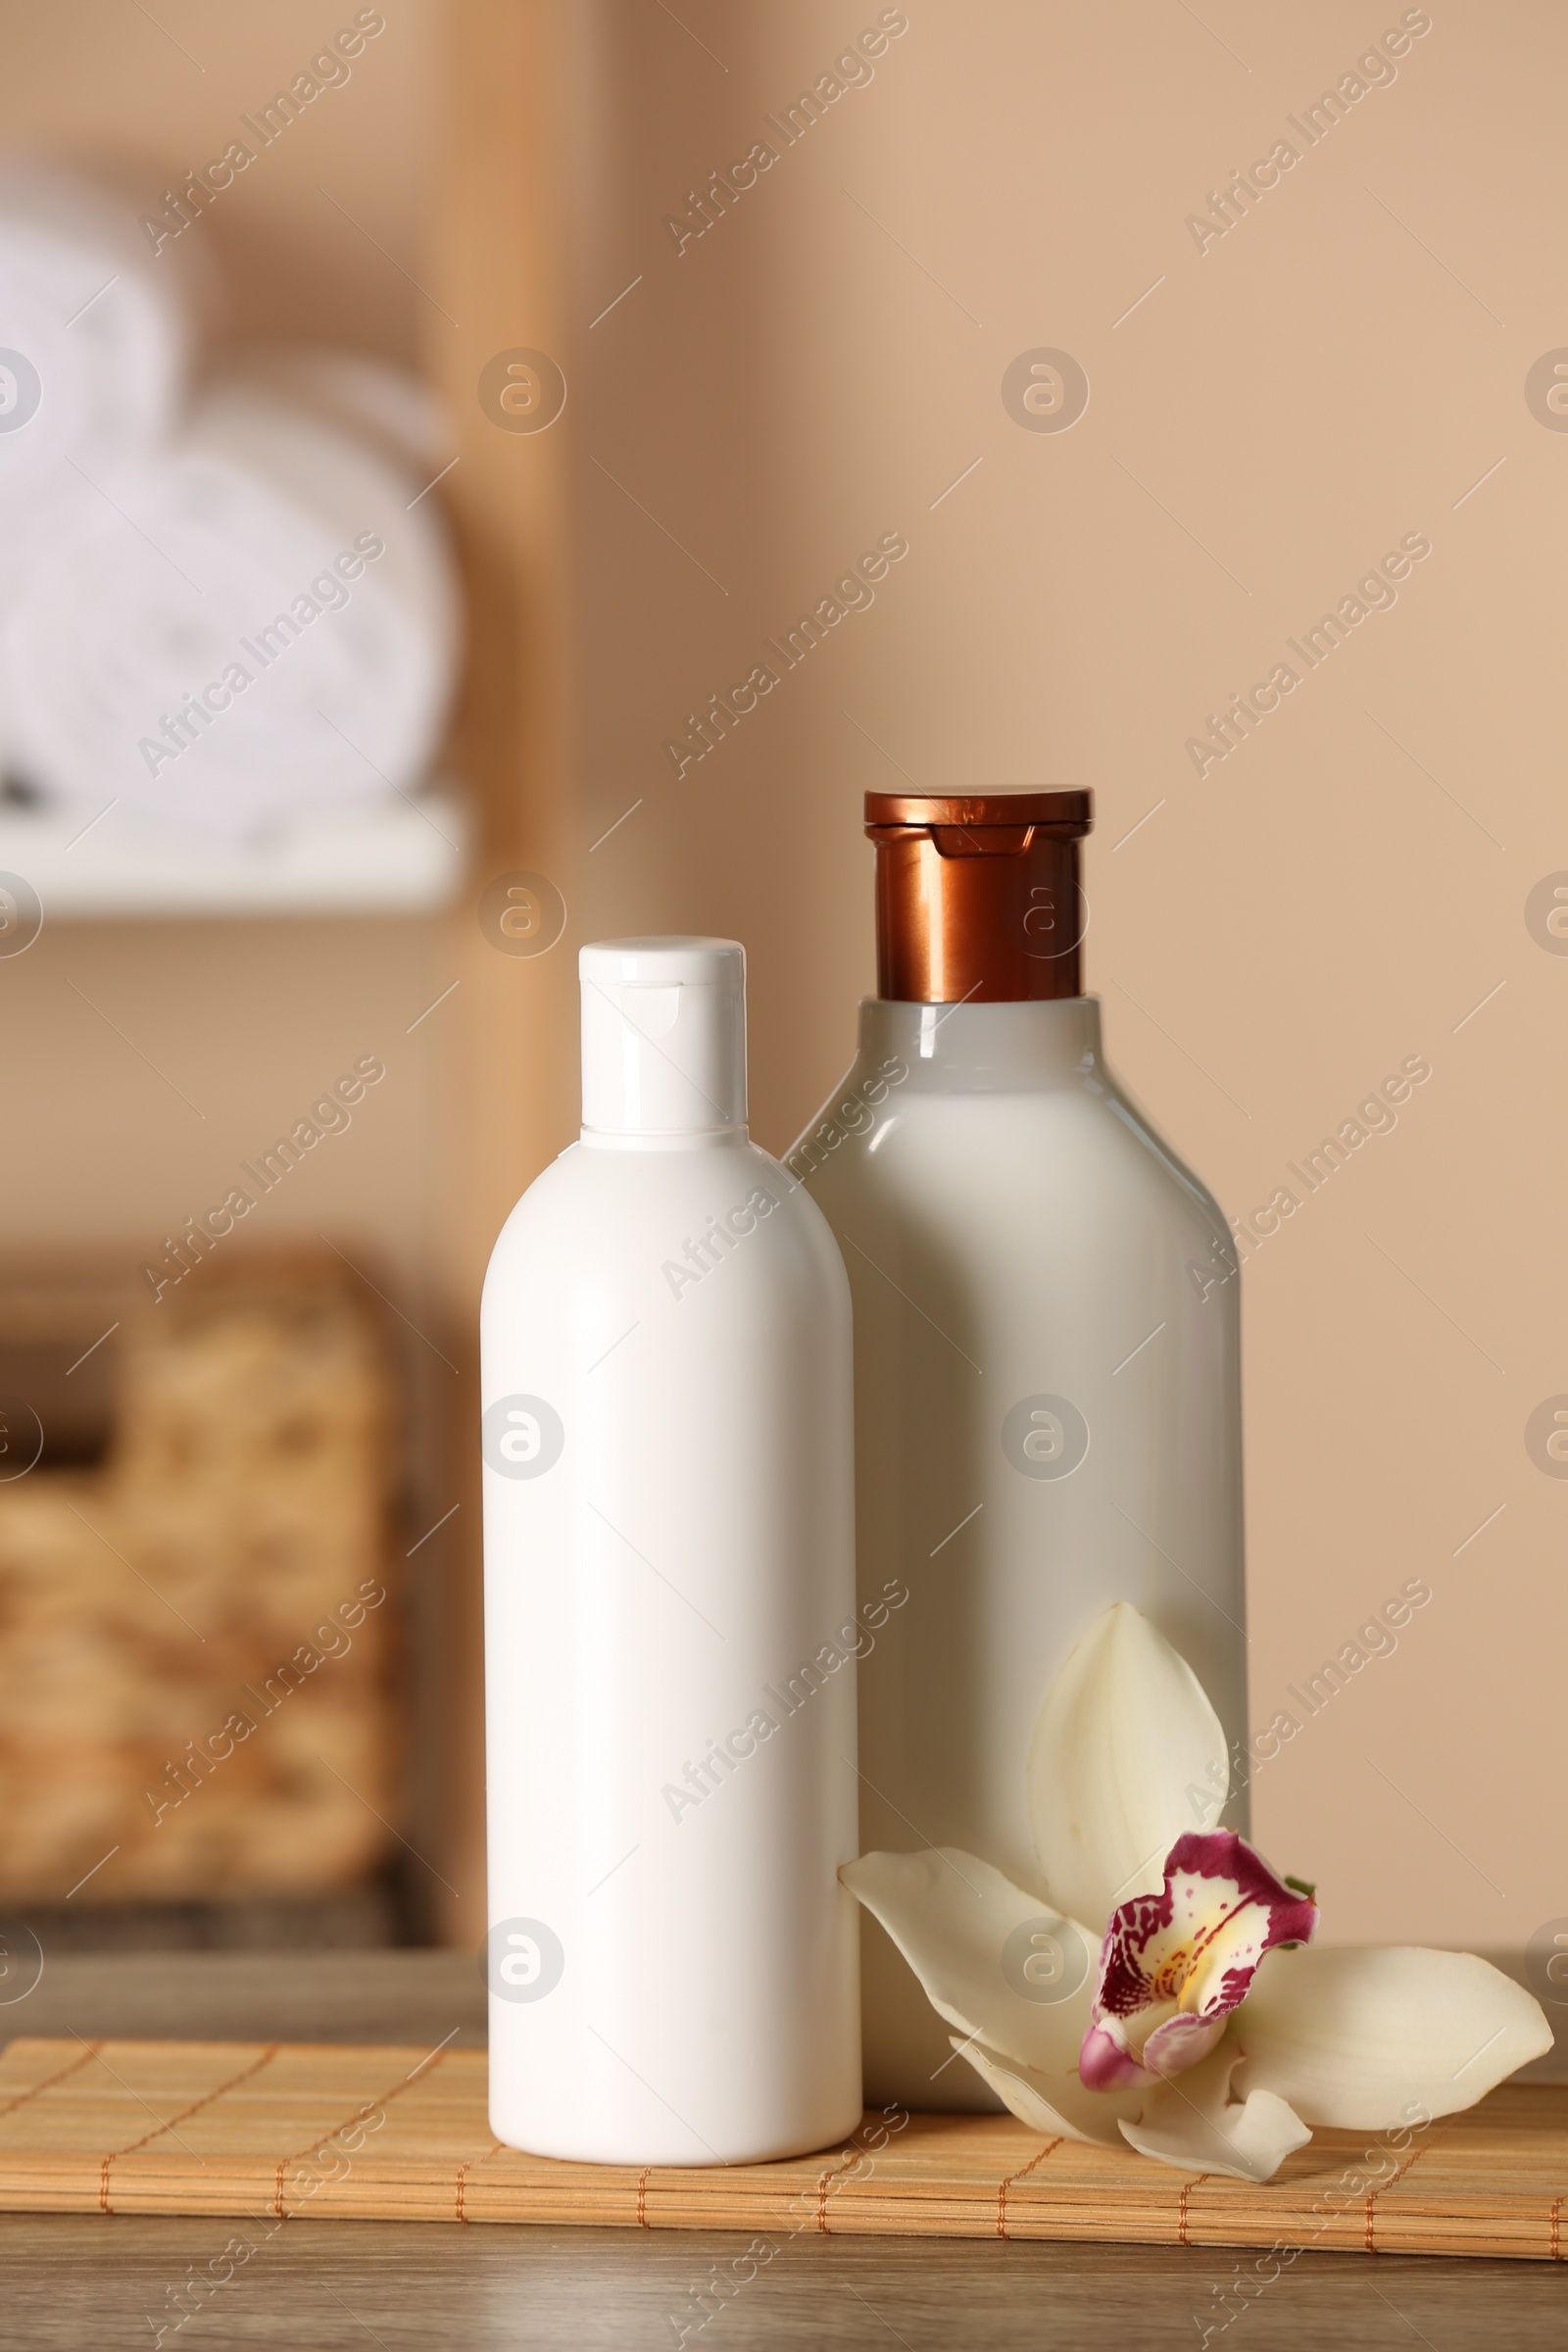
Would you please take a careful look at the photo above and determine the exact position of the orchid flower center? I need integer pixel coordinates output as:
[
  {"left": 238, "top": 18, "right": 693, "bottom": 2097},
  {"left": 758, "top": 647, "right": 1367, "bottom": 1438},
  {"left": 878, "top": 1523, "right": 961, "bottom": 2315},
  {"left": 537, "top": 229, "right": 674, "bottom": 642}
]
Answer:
[{"left": 1078, "top": 1830, "right": 1318, "bottom": 2092}]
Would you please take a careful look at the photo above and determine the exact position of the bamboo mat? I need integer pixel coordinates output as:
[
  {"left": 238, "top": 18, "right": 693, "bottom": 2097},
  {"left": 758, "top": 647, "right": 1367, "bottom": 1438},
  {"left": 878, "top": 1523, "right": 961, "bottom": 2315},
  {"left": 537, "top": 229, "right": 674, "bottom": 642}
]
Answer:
[{"left": 0, "top": 2036, "right": 1563, "bottom": 2260}]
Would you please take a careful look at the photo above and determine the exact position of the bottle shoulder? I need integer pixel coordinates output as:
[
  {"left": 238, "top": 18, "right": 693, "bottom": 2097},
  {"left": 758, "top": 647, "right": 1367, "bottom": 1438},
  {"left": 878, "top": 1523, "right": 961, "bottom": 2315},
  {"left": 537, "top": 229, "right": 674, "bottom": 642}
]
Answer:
[
  {"left": 792, "top": 1051, "right": 1229, "bottom": 1243},
  {"left": 481, "top": 1135, "right": 847, "bottom": 1314},
  {"left": 1091, "top": 1073, "right": 1231, "bottom": 1235}
]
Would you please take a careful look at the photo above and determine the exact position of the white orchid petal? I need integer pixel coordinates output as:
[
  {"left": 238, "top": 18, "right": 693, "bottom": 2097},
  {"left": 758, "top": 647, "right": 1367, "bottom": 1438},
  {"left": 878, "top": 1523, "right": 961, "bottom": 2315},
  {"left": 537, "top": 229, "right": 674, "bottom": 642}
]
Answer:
[
  {"left": 1027, "top": 1602, "right": 1229, "bottom": 1934},
  {"left": 1234, "top": 1944, "right": 1553, "bottom": 2130},
  {"left": 958, "top": 2037, "right": 1140, "bottom": 2147},
  {"left": 841, "top": 1848, "right": 1098, "bottom": 2077},
  {"left": 1119, "top": 2043, "right": 1312, "bottom": 2182}
]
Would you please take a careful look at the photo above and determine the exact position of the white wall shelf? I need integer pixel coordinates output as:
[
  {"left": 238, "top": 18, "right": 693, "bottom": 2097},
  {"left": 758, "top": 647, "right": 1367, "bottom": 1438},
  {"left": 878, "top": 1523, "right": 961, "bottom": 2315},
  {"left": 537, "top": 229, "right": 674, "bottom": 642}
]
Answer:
[{"left": 0, "top": 789, "right": 470, "bottom": 919}]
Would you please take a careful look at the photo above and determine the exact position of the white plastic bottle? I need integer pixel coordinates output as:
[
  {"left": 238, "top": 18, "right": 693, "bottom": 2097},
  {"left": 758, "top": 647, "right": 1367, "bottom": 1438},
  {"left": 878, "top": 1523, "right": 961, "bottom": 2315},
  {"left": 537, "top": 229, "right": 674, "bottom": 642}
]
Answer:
[
  {"left": 482, "top": 937, "right": 861, "bottom": 2165},
  {"left": 790, "top": 793, "right": 1248, "bottom": 2111}
]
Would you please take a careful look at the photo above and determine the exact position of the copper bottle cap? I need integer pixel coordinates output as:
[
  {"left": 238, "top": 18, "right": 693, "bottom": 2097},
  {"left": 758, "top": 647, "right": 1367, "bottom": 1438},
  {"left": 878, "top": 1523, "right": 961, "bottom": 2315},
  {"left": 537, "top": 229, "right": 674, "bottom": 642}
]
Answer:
[{"left": 865, "top": 789, "right": 1093, "bottom": 1004}]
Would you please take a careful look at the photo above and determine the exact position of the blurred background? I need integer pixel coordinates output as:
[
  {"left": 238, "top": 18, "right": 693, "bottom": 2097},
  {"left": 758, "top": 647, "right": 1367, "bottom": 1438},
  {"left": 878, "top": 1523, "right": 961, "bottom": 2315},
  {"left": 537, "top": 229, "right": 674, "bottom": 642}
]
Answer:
[{"left": 0, "top": 0, "right": 1561, "bottom": 2001}]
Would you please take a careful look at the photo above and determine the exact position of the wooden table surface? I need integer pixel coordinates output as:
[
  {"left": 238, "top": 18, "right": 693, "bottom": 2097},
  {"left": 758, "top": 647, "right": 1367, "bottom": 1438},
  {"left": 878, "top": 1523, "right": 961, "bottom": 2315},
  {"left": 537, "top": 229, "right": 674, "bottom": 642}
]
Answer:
[{"left": 0, "top": 1952, "right": 1560, "bottom": 2349}]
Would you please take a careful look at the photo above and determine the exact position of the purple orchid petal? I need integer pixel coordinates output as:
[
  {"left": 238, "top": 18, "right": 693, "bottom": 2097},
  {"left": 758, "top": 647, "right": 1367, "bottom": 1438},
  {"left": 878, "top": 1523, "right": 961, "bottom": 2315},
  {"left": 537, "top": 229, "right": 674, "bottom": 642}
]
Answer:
[
  {"left": 1078, "top": 2020, "right": 1151, "bottom": 2090},
  {"left": 1079, "top": 1830, "right": 1318, "bottom": 2087}
]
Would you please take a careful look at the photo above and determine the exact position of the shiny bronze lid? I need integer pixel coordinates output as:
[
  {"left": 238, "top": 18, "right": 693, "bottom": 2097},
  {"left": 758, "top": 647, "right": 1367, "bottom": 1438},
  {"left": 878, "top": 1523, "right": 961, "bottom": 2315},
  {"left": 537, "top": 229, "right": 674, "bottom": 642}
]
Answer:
[{"left": 865, "top": 788, "right": 1093, "bottom": 1004}]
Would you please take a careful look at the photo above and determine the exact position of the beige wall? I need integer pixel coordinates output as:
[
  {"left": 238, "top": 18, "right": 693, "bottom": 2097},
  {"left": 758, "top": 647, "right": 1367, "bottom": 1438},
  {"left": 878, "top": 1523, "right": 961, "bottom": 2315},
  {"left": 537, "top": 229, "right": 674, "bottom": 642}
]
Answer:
[
  {"left": 536, "top": 0, "right": 1563, "bottom": 1955},
  {"left": 4, "top": 0, "right": 1563, "bottom": 1961}
]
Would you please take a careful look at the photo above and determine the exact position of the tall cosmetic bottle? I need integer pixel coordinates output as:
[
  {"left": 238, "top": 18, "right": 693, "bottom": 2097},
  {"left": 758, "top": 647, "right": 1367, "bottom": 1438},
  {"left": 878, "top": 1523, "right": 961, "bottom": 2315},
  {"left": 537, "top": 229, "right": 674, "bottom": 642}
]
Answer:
[
  {"left": 482, "top": 938, "right": 861, "bottom": 2165},
  {"left": 791, "top": 795, "right": 1247, "bottom": 2111}
]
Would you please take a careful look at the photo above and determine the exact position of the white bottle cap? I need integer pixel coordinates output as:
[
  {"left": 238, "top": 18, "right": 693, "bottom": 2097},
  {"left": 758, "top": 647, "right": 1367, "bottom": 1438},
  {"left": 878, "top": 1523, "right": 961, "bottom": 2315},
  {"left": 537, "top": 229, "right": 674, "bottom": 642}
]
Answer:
[{"left": 579, "top": 938, "right": 748, "bottom": 1139}]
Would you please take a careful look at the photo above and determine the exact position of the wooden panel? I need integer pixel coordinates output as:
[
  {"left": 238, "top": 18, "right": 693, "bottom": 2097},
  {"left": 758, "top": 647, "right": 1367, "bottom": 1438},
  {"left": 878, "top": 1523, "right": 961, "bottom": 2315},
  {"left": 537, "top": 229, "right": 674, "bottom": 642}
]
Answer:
[
  {"left": 427, "top": 0, "right": 582, "bottom": 1936},
  {"left": 0, "top": 2037, "right": 1562, "bottom": 2260}
]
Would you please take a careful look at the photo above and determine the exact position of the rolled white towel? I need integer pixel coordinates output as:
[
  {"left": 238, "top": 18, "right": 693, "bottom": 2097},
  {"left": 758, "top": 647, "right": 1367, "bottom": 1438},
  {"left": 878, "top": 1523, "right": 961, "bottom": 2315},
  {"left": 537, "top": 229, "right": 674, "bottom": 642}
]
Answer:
[
  {"left": 0, "top": 159, "right": 196, "bottom": 581},
  {"left": 220, "top": 346, "right": 451, "bottom": 484},
  {"left": 0, "top": 381, "right": 460, "bottom": 840}
]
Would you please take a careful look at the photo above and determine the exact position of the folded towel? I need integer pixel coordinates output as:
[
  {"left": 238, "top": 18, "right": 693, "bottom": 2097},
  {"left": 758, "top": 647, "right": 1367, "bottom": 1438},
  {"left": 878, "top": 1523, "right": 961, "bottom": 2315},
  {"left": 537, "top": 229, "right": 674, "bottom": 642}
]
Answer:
[
  {"left": 0, "top": 160, "right": 195, "bottom": 587},
  {"left": 0, "top": 381, "right": 459, "bottom": 840},
  {"left": 220, "top": 346, "right": 451, "bottom": 483}
]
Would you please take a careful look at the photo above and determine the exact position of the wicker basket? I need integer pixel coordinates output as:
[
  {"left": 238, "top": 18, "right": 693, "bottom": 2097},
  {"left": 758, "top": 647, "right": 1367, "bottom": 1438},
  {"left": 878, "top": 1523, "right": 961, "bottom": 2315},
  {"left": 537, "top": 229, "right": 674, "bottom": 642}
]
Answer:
[{"left": 0, "top": 1254, "right": 398, "bottom": 1906}]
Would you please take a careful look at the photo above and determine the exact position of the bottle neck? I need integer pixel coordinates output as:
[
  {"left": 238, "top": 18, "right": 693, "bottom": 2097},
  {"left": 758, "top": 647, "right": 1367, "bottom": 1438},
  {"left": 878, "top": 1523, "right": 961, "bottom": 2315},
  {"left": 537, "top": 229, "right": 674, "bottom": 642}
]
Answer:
[
  {"left": 870, "top": 821, "right": 1087, "bottom": 1003},
  {"left": 855, "top": 995, "right": 1103, "bottom": 1092},
  {"left": 579, "top": 1124, "right": 749, "bottom": 1152}
]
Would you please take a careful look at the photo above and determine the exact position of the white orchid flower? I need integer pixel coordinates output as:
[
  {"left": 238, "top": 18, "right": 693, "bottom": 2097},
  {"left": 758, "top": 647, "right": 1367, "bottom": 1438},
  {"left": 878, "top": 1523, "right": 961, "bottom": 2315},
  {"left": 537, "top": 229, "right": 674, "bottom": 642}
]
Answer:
[{"left": 843, "top": 1602, "right": 1550, "bottom": 2181}]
